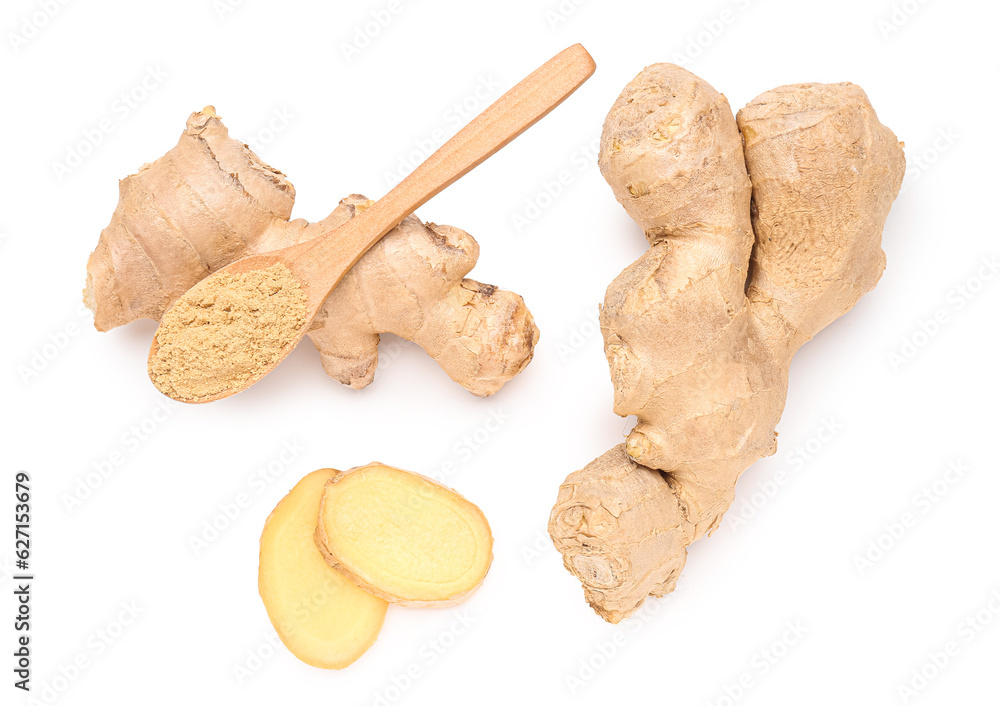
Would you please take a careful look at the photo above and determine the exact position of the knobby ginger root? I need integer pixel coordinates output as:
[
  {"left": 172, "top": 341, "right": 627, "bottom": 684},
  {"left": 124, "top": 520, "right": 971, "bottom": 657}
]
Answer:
[
  {"left": 549, "top": 65, "right": 905, "bottom": 622},
  {"left": 315, "top": 463, "right": 493, "bottom": 606},
  {"left": 84, "top": 107, "right": 538, "bottom": 397},
  {"left": 259, "top": 469, "right": 388, "bottom": 669}
]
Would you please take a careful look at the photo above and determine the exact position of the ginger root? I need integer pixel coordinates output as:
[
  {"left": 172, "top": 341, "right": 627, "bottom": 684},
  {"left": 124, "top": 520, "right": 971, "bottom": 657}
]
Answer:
[
  {"left": 258, "top": 469, "right": 388, "bottom": 669},
  {"left": 315, "top": 463, "right": 493, "bottom": 606},
  {"left": 84, "top": 107, "right": 538, "bottom": 397},
  {"left": 549, "top": 65, "right": 905, "bottom": 622}
]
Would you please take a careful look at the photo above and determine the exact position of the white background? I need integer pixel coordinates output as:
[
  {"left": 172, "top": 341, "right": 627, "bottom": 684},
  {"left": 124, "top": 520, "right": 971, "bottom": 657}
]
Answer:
[{"left": 2, "top": 0, "right": 998, "bottom": 704}]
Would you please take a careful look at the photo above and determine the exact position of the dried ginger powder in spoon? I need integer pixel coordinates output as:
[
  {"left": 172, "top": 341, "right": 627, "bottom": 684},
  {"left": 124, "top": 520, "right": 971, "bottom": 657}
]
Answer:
[{"left": 148, "top": 263, "right": 307, "bottom": 401}]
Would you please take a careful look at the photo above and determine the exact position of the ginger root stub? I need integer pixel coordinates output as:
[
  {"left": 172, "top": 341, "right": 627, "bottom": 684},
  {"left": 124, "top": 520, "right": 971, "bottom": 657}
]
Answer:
[
  {"left": 258, "top": 469, "right": 388, "bottom": 669},
  {"left": 315, "top": 464, "right": 493, "bottom": 606},
  {"left": 549, "top": 64, "right": 905, "bottom": 623}
]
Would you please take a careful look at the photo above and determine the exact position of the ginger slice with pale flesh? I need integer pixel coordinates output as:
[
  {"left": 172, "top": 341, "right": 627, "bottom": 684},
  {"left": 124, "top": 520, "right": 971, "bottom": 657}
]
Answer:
[
  {"left": 315, "top": 463, "right": 493, "bottom": 607},
  {"left": 259, "top": 469, "right": 387, "bottom": 669}
]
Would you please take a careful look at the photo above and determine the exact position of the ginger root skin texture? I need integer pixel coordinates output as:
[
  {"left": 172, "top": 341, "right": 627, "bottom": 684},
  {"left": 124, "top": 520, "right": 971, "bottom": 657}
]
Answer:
[
  {"left": 258, "top": 469, "right": 388, "bottom": 670},
  {"left": 315, "top": 463, "right": 493, "bottom": 607},
  {"left": 84, "top": 107, "right": 538, "bottom": 397},
  {"left": 549, "top": 65, "right": 905, "bottom": 623}
]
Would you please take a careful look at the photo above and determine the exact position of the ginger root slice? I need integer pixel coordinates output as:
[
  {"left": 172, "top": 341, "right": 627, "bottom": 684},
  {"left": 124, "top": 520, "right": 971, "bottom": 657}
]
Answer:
[
  {"left": 84, "top": 107, "right": 538, "bottom": 397},
  {"left": 258, "top": 469, "right": 388, "bottom": 669},
  {"left": 550, "top": 64, "right": 905, "bottom": 622},
  {"left": 315, "top": 463, "right": 493, "bottom": 607}
]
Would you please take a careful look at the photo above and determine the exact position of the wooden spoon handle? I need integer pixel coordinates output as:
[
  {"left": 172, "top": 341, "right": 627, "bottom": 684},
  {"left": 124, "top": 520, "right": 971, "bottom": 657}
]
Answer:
[
  {"left": 305, "top": 44, "right": 595, "bottom": 280},
  {"left": 369, "top": 43, "right": 595, "bottom": 230}
]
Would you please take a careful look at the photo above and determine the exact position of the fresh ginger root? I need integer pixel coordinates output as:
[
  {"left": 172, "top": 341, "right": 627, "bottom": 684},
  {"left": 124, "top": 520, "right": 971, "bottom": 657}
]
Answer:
[
  {"left": 84, "top": 107, "right": 538, "bottom": 397},
  {"left": 259, "top": 469, "right": 388, "bottom": 669},
  {"left": 549, "top": 65, "right": 905, "bottom": 622},
  {"left": 315, "top": 463, "right": 493, "bottom": 606}
]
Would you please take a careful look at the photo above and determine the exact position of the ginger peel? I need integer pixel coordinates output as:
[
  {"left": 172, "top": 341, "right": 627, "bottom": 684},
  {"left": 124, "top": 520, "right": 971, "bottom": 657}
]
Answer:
[
  {"left": 84, "top": 107, "right": 538, "bottom": 397},
  {"left": 549, "top": 65, "right": 905, "bottom": 622}
]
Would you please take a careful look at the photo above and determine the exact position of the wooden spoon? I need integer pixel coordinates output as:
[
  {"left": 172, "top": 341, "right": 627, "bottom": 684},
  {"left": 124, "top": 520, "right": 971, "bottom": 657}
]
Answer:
[{"left": 148, "top": 44, "right": 595, "bottom": 403}]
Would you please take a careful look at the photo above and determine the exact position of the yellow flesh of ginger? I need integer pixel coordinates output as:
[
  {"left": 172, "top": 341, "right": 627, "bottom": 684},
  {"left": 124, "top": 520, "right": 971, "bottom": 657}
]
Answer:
[
  {"left": 259, "top": 469, "right": 388, "bottom": 669},
  {"left": 316, "top": 464, "right": 493, "bottom": 606}
]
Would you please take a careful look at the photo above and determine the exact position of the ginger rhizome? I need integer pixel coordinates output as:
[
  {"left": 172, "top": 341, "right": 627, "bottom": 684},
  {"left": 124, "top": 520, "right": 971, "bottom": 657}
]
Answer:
[
  {"left": 84, "top": 107, "right": 538, "bottom": 397},
  {"left": 549, "top": 65, "right": 905, "bottom": 622},
  {"left": 259, "top": 469, "right": 388, "bottom": 669},
  {"left": 315, "top": 463, "right": 493, "bottom": 606}
]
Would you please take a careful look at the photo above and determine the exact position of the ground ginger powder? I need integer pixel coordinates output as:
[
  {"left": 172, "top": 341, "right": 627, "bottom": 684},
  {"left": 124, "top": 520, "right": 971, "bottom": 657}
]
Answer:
[{"left": 148, "top": 263, "right": 308, "bottom": 401}]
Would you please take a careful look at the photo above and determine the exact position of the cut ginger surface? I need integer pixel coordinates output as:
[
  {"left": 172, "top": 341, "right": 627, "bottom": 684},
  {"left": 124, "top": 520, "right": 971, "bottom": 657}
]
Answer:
[
  {"left": 315, "top": 464, "right": 493, "bottom": 606},
  {"left": 259, "top": 469, "right": 388, "bottom": 669}
]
